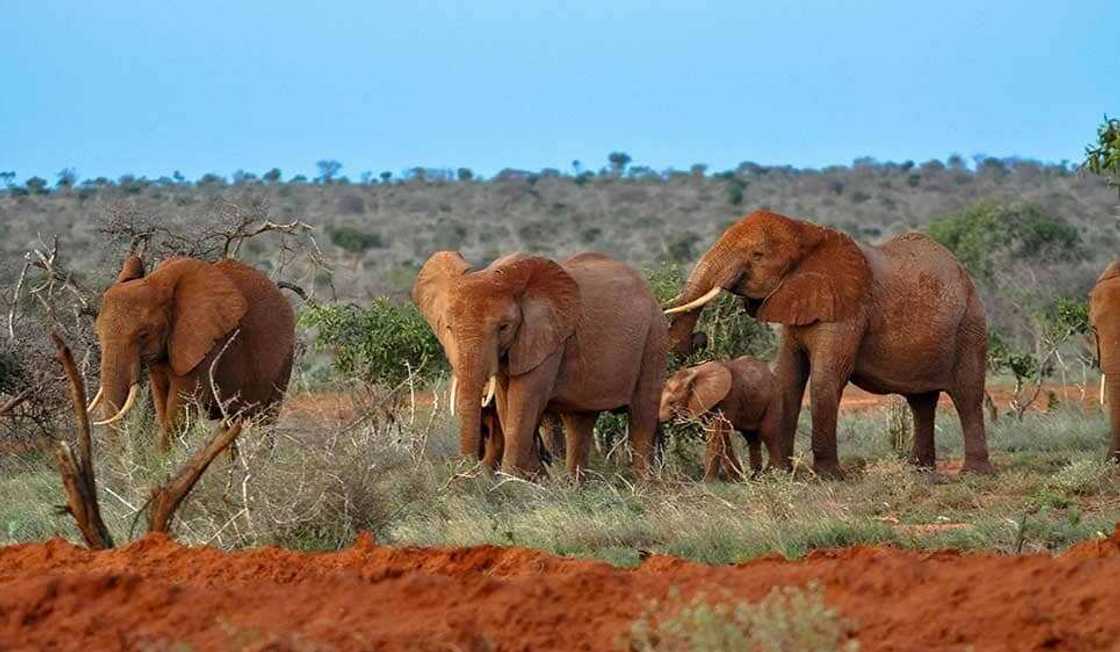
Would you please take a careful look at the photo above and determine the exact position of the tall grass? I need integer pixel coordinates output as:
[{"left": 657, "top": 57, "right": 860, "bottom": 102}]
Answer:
[{"left": 2, "top": 388, "right": 1118, "bottom": 563}]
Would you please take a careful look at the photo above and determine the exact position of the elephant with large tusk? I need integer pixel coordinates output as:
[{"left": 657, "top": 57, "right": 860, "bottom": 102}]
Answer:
[
  {"left": 91, "top": 255, "right": 296, "bottom": 450},
  {"left": 1090, "top": 261, "right": 1120, "bottom": 461},
  {"left": 665, "top": 209, "right": 993, "bottom": 478},
  {"left": 413, "top": 251, "right": 667, "bottom": 477}
]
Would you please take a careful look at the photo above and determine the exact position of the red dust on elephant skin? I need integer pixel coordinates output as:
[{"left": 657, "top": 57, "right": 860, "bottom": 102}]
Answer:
[{"left": 5, "top": 528, "right": 1120, "bottom": 650}]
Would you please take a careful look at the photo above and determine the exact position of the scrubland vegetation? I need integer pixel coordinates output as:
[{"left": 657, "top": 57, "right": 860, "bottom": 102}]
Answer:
[{"left": 2, "top": 135, "right": 1120, "bottom": 563}]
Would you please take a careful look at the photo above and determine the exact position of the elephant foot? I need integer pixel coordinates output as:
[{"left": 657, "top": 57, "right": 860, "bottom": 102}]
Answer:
[
  {"left": 812, "top": 461, "right": 845, "bottom": 480},
  {"left": 961, "top": 458, "right": 996, "bottom": 475}
]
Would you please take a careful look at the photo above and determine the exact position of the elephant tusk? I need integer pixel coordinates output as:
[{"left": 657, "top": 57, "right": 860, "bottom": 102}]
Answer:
[
  {"left": 449, "top": 375, "right": 458, "bottom": 417},
  {"left": 664, "top": 286, "right": 722, "bottom": 315},
  {"left": 86, "top": 387, "right": 103, "bottom": 413},
  {"left": 93, "top": 383, "right": 139, "bottom": 426},
  {"left": 481, "top": 375, "right": 496, "bottom": 407},
  {"left": 1101, "top": 375, "right": 1107, "bottom": 406}
]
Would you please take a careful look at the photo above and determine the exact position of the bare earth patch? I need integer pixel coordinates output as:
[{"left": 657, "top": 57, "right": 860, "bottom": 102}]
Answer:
[{"left": 3, "top": 527, "right": 1120, "bottom": 650}]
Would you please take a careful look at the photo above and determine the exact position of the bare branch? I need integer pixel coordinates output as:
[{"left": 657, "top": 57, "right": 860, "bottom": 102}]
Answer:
[
  {"left": 0, "top": 389, "right": 31, "bottom": 418},
  {"left": 147, "top": 422, "right": 243, "bottom": 533},
  {"left": 50, "top": 332, "right": 114, "bottom": 549}
]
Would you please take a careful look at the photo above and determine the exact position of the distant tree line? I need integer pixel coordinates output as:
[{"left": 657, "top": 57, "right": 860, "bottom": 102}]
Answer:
[{"left": 0, "top": 152, "right": 1085, "bottom": 199}]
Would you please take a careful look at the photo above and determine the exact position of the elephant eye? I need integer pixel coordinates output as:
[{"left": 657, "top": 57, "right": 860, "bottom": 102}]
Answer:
[{"left": 751, "top": 251, "right": 764, "bottom": 260}]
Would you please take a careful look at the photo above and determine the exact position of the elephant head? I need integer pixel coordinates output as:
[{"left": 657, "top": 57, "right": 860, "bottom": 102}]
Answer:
[
  {"left": 89, "top": 256, "right": 247, "bottom": 425},
  {"left": 412, "top": 252, "right": 580, "bottom": 458},
  {"left": 1090, "top": 261, "right": 1120, "bottom": 459},
  {"left": 664, "top": 210, "right": 872, "bottom": 355},
  {"left": 659, "top": 362, "right": 732, "bottom": 421}
]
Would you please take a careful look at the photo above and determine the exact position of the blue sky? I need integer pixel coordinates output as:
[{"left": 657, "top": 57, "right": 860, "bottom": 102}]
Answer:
[{"left": 1, "top": 1, "right": 1117, "bottom": 183}]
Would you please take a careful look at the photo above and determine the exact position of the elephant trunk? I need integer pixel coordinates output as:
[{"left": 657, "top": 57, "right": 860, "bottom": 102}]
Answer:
[
  {"left": 453, "top": 351, "right": 490, "bottom": 460},
  {"left": 94, "top": 342, "right": 141, "bottom": 426},
  {"left": 1107, "top": 374, "right": 1120, "bottom": 461},
  {"left": 667, "top": 243, "right": 735, "bottom": 356}
]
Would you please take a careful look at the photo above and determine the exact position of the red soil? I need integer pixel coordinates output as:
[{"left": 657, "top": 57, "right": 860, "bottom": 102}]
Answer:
[{"left": 4, "top": 528, "right": 1120, "bottom": 650}]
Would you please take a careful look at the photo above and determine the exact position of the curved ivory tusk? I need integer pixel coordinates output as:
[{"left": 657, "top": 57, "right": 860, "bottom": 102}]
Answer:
[
  {"left": 449, "top": 375, "right": 458, "bottom": 417},
  {"left": 1101, "top": 375, "right": 1107, "bottom": 406},
  {"left": 481, "top": 375, "right": 496, "bottom": 407},
  {"left": 86, "top": 387, "right": 103, "bottom": 413},
  {"left": 92, "top": 384, "right": 139, "bottom": 426},
  {"left": 664, "top": 286, "right": 723, "bottom": 315}
]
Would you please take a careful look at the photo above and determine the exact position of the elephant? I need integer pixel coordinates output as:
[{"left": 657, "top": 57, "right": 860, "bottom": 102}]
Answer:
[
  {"left": 659, "top": 357, "right": 783, "bottom": 481},
  {"left": 664, "top": 209, "right": 993, "bottom": 477},
  {"left": 413, "top": 251, "right": 667, "bottom": 477},
  {"left": 1089, "top": 260, "right": 1120, "bottom": 461},
  {"left": 90, "top": 255, "right": 296, "bottom": 449}
]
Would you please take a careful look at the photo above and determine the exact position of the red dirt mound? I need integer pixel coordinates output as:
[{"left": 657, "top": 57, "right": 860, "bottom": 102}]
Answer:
[{"left": 3, "top": 530, "right": 1120, "bottom": 651}]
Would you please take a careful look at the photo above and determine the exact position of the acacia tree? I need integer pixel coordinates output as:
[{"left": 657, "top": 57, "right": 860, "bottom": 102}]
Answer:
[{"left": 1084, "top": 116, "right": 1120, "bottom": 196}]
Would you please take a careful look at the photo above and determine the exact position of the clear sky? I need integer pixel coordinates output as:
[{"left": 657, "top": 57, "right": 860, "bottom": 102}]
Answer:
[{"left": 2, "top": 1, "right": 1117, "bottom": 183}]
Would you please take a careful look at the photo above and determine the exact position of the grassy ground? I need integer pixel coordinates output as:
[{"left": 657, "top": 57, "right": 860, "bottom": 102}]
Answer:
[{"left": 2, "top": 385, "right": 1117, "bottom": 565}]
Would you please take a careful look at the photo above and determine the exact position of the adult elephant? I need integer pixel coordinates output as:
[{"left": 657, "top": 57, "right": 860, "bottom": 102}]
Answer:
[
  {"left": 413, "top": 251, "right": 667, "bottom": 477},
  {"left": 89, "top": 255, "right": 296, "bottom": 449},
  {"left": 1089, "top": 261, "right": 1120, "bottom": 461},
  {"left": 664, "top": 210, "right": 993, "bottom": 477}
]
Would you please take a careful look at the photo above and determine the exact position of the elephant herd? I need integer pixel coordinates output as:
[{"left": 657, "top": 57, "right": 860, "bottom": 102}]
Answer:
[{"left": 86, "top": 209, "right": 1120, "bottom": 479}]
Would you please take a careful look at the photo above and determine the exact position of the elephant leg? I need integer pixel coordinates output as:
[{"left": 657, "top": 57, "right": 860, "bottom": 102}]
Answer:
[
  {"left": 165, "top": 375, "right": 202, "bottom": 444},
  {"left": 759, "top": 401, "right": 787, "bottom": 472},
  {"left": 906, "top": 392, "right": 939, "bottom": 469},
  {"left": 949, "top": 346, "right": 994, "bottom": 473},
  {"left": 481, "top": 409, "right": 504, "bottom": 470},
  {"left": 1107, "top": 375, "right": 1120, "bottom": 462},
  {"left": 948, "top": 387, "right": 995, "bottom": 474},
  {"left": 539, "top": 412, "right": 566, "bottom": 463},
  {"left": 773, "top": 339, "right": 808, "bottom": 466},
  {"left": 742, "top": 430, "right": 763, "bottom": 475},
  {"left": 628, "top": 329, "right": 668, "bottom": 477},
  {"left": 149, "top": 366, "right": 173, "bottom": 451},
  {"left": 559, "top": 412, "right": 597, "bottom": 479},
  {"left": 500, "top": 360, "right": 559, "bottom": 477},
  {"left": 808, "top": 368, "right": 846, "bottom": 479},
  {"left": 702, "top": 419, "right": 735, "bottom": 481}
]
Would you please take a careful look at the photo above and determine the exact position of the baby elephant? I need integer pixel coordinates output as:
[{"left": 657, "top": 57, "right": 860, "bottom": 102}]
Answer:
[{"left": 659, "top": 357, "right": 785, "bottom": 481}]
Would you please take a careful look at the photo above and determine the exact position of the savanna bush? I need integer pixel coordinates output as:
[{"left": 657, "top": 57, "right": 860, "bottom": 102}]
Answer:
[
  {"left": 643, "top": 260, "right": 777, "bottom": 368},
  {"left": 628, "top": 583, "right": 858, "bottom": 652},
  {"left": 927, "top": 201, "right": 1083, "bottom": 282},
  {"left": 299, "top": 299, "right": 446, "bottom": 387},
  {"left": 328, "top": 225, "right": 386, "bottom": 253}
]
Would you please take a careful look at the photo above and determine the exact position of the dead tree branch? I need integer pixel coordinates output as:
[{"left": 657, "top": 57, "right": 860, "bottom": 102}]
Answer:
[
  {"left": 50, "top": 332, "right": 114, "bottom": 549},
  {"left": 0, "top": 389, "right": 30, "bottom": 418},
  {"left": 147, "top": 422, "right": 243, "bottom": 533}
]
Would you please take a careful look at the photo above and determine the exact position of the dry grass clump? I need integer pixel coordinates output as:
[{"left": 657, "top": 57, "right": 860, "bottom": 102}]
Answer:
[{"left": 628, "top": 583, "right": 859, "bottom": 652}]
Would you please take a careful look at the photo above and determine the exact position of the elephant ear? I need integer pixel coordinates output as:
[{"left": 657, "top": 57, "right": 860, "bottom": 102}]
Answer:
[
  {"left": 757, "top": 226, "right": 871, "bottom": 326},
  {"left": 412, "top": 252, "right": 471, "bottom": 342},
  {"left": 502, "top": 257, "right": 581, "bottom": 376},
  {"left": 687, "top": 363, "right": 733, "bottom": 417},
  {"left": 115, "top": 255, "right": 146, "bottom": 283},
  {"left": 155, "top": 259, "right": 249, "bottom": 376}
]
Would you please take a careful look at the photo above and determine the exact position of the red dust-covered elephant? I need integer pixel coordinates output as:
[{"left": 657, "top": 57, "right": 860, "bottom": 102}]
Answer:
[{"left": 664, "top": 210, "right": 993, "bottom": 477}]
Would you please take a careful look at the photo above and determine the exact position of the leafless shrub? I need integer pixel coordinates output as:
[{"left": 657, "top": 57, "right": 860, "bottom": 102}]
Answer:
[
  {"left": 96, "top": 192, "right": 332, "bottom": 298},
  {"left": 1, "top": 236, "right": 99, "bottom": 439}
]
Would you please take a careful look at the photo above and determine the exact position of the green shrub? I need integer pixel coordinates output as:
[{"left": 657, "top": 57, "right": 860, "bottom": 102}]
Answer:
[
  {"left": 927, "top": 201, "right": 1083, "bottom": 282},
  {"left": 299, "top": 299, "right": 445, "bottom": 386},
  {"left": 644, "top": 261, "right": 777, "bottom": 367},
  {"left": 329, "top": 226, "right": 385, "bottom": 253},
  {"left": 1083, "top": 116, "right": 1120, "bottom": 195},
  {"left": 629, "top": 583, "right": 858, "bottom": 652}
]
